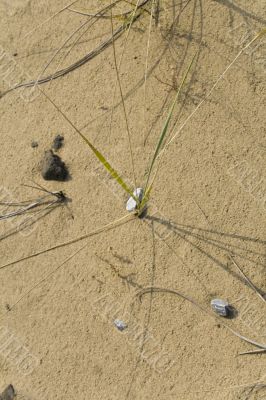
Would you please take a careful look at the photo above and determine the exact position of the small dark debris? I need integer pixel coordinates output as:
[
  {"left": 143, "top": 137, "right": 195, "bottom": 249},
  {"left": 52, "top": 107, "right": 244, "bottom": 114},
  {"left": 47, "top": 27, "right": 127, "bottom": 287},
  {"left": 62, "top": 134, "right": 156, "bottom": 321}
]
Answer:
[
  {"left": 227, "top": 305, "right": 238, "bottom": 319},
  {"left": 52, "top": 134, "right": 64, "bottom": 151},
  {"left": 41, "top": 150, "right": 69, "bottom": 181},
  {"left": 13, "top": 53, "right": 18, "bottom": 57},
  {"left": 5, "top": 303, "right": 11, "bottom": 312},
  {"left": 31, "top": 141, "right": 38, "bottom": 148},
  {"left": 0, "top": 384, "right": 15, "bottom": 400}
]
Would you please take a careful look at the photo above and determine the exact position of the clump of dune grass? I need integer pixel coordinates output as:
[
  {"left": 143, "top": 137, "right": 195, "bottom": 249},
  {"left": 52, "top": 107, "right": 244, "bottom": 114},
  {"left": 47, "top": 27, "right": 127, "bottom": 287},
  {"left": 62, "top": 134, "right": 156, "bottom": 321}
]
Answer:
[
  {"left": 41, "top": 28, "right": 266, "bottom": 216},
  {"left": 0, "top": 182, "right": 66, "bottom": 221},
  {"left": 0, "top": 6, "right": 265, "bottom": 366},
  {"left": 0, "top": 3, "right": 264, "bottom": 264},
  {"left": 1, "top": 2, "right": 265, "bottom": 219},
  {"left": 0, "top": 182, "right": 67, "bottom": 242}
]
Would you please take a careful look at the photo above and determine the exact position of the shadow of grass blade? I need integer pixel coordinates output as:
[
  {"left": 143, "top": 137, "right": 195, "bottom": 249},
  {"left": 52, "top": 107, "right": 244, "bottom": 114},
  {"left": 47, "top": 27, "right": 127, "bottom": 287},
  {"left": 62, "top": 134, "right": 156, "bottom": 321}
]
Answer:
[
  {"left": 40, "top": 89, "right": 138, "bottom": 203},
  {"left": 142, "top": 53, "right": 197, "bottom": 206}
]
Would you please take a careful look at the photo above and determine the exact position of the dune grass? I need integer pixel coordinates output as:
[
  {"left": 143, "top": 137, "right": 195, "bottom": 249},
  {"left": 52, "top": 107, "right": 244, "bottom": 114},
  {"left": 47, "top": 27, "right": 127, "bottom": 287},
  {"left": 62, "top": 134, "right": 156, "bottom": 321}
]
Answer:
[
  {"left": 2, "top": 2, "right": 265, "bottom": 217},
  {"left": 29, "top": 1, "right": 195, "bottom": 216},
  {"left": 0, "top": 2, "right": 265, "bottom": 367},
  {"left": 1, "top": 3, "right": 264, "bottom": 239}
]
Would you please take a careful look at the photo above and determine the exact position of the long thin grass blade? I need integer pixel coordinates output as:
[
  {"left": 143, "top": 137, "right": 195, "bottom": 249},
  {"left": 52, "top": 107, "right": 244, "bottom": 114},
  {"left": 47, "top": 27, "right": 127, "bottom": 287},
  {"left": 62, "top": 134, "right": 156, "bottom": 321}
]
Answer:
[
  {"left": 0, "top": 214, "right": 134, "bottom": 271},
  {"left": 38, "top": 1, "right": 120, "bottom": 89},
  {"left": 5, "top": 214, "right": 134, "bottom": 312},
  {"left": 135, "top": 287, "right": 266, "bottom": 351},
  {"left": 162, "top": 28, "right": 266, "bottom": 153},
  {"left": 143, "top": 0, "right": 156, "bottom": 143},
  {"left": 143, "top": 53, "right": 197, "bottom": 200},
  {"left": 108, "top": 0, "right": 144, "bottom": 140},
  {"left": 230, "top": 256, "right": 266, "bottom": 304},
  {"left": 110, "top": 6, "right": 137, "bottom": 187},
  {"left": 1, "top": 0, "right": 149, "bottom": 98},
  {"left": 142, "top": 30, "right": 266, "bottom": 194},
  {"left": 82, "top": 134, "right": 138, "bottom": 202},
  {"left": 68, "top": 2, "right": 133, "bottom": 19},
  {"left": 239, "top": 349, "right": 266, "bottom": 355},
  {"left": 40, "top": 89, "right": 138, "bottom": 203},
  {"left": 22, "top": 0, "right": 79, "bottom": 40}
]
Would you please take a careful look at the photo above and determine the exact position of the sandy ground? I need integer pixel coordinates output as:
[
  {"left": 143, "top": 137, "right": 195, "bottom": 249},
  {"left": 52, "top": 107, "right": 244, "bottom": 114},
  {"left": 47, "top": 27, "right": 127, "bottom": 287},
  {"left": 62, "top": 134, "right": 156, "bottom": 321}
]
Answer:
[{"left": 0, "top": 1, "right": 265, "bottom": 399}]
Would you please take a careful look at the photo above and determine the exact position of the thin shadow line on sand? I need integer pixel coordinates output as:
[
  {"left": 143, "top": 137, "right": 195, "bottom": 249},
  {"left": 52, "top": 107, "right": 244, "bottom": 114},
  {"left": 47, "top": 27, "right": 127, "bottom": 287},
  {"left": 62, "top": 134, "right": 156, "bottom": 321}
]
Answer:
[
  {"left": 125, "top": 221, "right": 157, "bottom": 399},
  {"left": 214, "top": 0, "right": 266, "bottom": 25},
  {"left": 145, "top": 215, "right": 266, "bottom": 298}
]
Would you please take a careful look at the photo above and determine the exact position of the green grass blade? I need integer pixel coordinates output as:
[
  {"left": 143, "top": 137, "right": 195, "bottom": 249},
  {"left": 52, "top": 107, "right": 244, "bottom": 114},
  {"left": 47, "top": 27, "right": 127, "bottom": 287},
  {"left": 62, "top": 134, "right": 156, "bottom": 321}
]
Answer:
[
  {"left": 80, "top": 134, "right": 138, "bottom": 202},
  {"left": 40, "top": 89, "right": 138, "bottom": 203},
  {"left": 142, "top": 29, "right": 266, "bottom": 206},
  {"left": 251, "top": 27, "right": 266, "bottom": 42},
  {"left": 143, "top": 53, "right": 197, "bottom": 200}
]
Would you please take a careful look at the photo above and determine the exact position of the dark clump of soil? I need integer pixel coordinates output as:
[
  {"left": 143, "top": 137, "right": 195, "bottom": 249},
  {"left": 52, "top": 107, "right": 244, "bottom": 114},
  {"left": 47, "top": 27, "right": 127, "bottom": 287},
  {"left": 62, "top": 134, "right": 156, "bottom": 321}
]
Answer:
[
  {"left": 0, "top": 384, "right": 15, "bottom": 400},
  {"left": 31, "top": 140, "right": 38, "bottom": 148},
  {"left": 52, "top": 134, "right": 64, "bottom": 151},
  {"left": 41, "top": 150, "right": 69, "bottom": 181}
]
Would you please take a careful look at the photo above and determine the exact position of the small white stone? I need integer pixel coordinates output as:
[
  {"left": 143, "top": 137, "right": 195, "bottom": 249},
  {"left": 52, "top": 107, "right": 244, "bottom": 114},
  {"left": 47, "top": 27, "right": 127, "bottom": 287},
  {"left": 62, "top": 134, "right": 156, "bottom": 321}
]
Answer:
[
  {"left": 211, "top": 298, "right": 229, "bottom": 317},
  {"left": 126, "top": 188, "right": 143, "bottom": 212},
  {"left": 114, "top": 319, "right": 127, "bottom": 331}
]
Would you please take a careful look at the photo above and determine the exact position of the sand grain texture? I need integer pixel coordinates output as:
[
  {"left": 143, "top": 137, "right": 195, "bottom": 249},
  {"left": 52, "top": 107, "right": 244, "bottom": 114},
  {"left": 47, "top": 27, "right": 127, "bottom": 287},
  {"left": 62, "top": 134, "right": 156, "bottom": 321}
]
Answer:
[{"left": 0, "top": 0, "right": 265, "bottom": 399}]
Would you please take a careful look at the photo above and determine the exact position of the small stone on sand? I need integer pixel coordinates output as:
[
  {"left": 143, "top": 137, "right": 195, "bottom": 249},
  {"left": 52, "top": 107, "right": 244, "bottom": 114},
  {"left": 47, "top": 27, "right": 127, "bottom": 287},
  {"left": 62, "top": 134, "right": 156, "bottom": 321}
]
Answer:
[
  {"left": 114, "top": 319, "right": 127, "bottom": 331},
  {"left": 52, "top": 134, "right": 64, "bottom": 151},
  {"left": 0, "top": 384, "right": 15, "bottom": 400},
  {"left": 31, "top": 141, "right": 38, "bottom": 148},
  {"left": 126, "top": 188, "right": 143, "bottom": 212},
  {"left": 211, "top": 299, "right": 230, "bottom": 317}
]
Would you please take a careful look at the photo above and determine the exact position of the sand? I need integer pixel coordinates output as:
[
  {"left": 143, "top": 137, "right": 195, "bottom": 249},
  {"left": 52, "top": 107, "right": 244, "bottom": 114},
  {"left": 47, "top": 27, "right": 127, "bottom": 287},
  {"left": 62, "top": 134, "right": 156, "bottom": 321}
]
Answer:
[{"left": 0, "top": 0, "right": 265, "bottom": 399}]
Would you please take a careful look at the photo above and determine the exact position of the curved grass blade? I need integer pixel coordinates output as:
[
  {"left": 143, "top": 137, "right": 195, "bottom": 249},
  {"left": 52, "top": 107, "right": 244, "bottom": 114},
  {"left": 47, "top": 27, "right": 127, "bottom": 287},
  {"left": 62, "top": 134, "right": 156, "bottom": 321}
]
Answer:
[
  {"left": 0, "top": 0, "right": 149, "bottom": 98},
  {"left": 38, "top": 1, "right": 121, "bottom": 90},
  {"left": 134, "top": 287, "right": 266, "bottom": 352}
]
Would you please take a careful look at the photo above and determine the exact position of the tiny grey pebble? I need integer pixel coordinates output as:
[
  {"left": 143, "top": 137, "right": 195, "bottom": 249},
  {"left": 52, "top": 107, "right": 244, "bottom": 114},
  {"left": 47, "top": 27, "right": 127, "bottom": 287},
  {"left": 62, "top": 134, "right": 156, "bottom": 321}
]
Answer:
[
  {"left": 211, "top": 298, "right": 230, "bottom": 317},
  {"left": 114, "top": 319, "right": 127, "bottom": 331},
  {"left": 31, "top": 141, "right": 38, "bottom": 148},
  {"left": 0, "top": 384, "right": 15, "bottom": 400},
  {"left": 52, "top": 135, "right": 64, "bottom": 151}
]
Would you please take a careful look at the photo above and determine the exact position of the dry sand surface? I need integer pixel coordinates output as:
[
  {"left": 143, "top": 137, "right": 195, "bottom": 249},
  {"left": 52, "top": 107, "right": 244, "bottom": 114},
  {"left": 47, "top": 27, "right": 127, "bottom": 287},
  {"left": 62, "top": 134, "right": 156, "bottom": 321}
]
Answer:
[{"left": 0, "top": 0, "right": 265, "bottom": 399}]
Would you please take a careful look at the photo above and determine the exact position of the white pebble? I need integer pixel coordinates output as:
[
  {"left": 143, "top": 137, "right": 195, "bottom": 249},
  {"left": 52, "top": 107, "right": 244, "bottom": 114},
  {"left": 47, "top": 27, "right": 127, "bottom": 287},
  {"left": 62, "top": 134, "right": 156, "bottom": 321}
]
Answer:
[
  {"left": 114, "top": 319, "right": 127, "bottom": 331},
  {"left": 126, "top": 188, "right": 143, "bottom": 212},
  {"left": 211, "top": 298, "right": 230, "bottom": 317}
]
